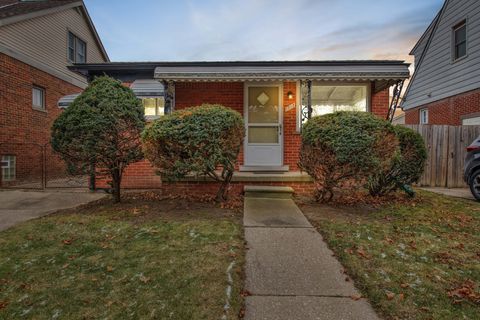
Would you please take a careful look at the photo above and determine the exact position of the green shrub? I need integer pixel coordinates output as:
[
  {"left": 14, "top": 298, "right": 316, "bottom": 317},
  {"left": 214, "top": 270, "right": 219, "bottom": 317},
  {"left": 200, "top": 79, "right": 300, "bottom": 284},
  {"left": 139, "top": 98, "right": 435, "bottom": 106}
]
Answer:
[
  {"left": 51, "top": 76, "right": 145, "bottom": 202},
  {"left": 299, "top": 111, "right": 398, "bottom": 202},
  {"left": 367, "top": 125, "right": 427, "bottom": 196},
  {"left": 142, "top": 104, "right": 244, "bottom": 201}
]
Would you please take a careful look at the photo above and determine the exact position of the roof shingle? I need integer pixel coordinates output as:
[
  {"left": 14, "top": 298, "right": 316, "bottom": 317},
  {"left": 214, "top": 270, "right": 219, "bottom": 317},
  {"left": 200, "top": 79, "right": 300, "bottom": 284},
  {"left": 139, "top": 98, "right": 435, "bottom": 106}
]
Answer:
[{"left": 0, "top": 0, "right": 78, "bottom": 20}]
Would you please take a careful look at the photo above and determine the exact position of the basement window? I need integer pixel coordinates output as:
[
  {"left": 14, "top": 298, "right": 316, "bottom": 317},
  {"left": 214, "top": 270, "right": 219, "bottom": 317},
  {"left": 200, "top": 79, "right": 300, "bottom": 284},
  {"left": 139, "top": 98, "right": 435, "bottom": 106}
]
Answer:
[{"left": 1, "top": 155, "right": 16, "bottom": 182}]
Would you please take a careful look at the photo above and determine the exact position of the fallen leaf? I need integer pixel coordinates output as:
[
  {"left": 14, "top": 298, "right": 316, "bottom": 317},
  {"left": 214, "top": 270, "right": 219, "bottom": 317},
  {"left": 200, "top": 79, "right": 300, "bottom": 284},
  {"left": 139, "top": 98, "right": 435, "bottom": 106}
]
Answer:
[
  {"left": 62, "top": 263, "right": 70, "bottom": 269},
  {"left": 350, "top": 294, "right": 362, "bottom": 301},
  {"left": 62, "top": 239, "right": 73, "bottom": 245},
  {"left": 106, "top": 266, "right": 113, "bottom": 272},
  {"left": 386, "top": 292, "right": 395, "bottom": 300},
  {"left": 400, "top": 283, "right": 410, "bottom": 289},
  {"left": 240, "top": 290, "right": 251, "bottom": 297},
  {"left": 398, "top": 293, "right": 405, "bottom": 301}
]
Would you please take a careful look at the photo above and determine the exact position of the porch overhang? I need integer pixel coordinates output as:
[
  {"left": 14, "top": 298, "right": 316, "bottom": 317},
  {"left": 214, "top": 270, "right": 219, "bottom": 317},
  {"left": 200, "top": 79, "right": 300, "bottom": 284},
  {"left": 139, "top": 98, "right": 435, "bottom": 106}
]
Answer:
[{"left": 153, "top": 61, "right": 410, "bottom": 93}]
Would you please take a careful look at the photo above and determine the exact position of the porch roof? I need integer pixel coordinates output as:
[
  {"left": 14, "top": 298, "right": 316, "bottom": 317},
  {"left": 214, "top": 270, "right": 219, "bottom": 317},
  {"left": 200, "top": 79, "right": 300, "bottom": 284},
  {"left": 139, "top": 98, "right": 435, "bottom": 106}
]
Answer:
[
  {"left": 153, "top": 61, "right": 410, "bottom": 83},
  {"left": 70, "top": 60, "right": 409, "bottom": 80}
]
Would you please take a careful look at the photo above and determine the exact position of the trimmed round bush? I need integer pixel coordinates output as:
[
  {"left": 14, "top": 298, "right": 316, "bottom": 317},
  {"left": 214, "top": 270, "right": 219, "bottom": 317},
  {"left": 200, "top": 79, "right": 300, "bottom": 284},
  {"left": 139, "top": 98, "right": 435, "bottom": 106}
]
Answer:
[
  {"left": 51, "top": 76, "right": 145, "bottom": 203},
  {"left": 299, "top": 111, "right": 398, "bottom": 202},
  {"left": 142, "top": 104, "right": 244, "bottom": 201},
  {"left": 367, "top": 125, "right": 427, "bottom": 196}
]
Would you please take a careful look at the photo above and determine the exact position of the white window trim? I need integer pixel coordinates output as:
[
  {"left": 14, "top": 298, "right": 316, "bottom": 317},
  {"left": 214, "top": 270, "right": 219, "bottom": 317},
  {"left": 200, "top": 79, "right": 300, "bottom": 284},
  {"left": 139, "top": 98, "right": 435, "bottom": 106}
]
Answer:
[
  {"left": 1, "top": 155, "right": 16, "bottom": 182},
  {"left": 420, "top": 108, "right": 429, "bottom": 124},
  {"left": 141, "top": 96, "right": 166, "bottom": 121},
  {"left": 297, "top": 81, "right": 371, "bottom": 132},
  {"left": 452, "top": 19, "right": 467, "bottom": 62},
  {"left": 32, "top": 86, "right": 45, "bottom": 110},
  {"left": 67, "top": 31, "right": 87, "bottom": 64}
]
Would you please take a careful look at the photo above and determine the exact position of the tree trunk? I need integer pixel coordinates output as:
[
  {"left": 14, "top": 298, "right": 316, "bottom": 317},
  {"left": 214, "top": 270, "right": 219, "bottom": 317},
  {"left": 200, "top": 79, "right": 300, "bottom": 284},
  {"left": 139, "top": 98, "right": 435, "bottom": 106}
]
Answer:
[
  {"left": 111, "top": 168, "right": 122, "bottom": 203},
  {"left": 216, "top": 169, "right": 233, "bottom": 202}
]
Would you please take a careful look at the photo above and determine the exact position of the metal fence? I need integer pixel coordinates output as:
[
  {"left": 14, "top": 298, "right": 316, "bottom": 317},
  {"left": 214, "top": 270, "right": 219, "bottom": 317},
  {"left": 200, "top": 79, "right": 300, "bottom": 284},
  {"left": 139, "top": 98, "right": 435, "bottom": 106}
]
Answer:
[{"left": 0, "top": 142, "right": 90, "bottom": 190}]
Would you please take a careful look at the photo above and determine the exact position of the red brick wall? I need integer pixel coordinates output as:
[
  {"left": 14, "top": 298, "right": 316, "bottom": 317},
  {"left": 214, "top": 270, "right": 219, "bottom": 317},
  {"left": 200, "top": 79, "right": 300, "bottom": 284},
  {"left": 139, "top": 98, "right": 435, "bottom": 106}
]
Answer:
[
  {"left": 112, "top": 80, "right": 391, "bottom": 192},
  {"left": 404, "top": 88, "right": 480, "bottom": 125},
  {"left": 283, "top": 81, "right": 301, "bottom": 170},
  {"left": 0, "top": 53, "right": 83, "bottom": 186},
  {"left": 371, "top": 84, "right": 390, "bottom": 119}
]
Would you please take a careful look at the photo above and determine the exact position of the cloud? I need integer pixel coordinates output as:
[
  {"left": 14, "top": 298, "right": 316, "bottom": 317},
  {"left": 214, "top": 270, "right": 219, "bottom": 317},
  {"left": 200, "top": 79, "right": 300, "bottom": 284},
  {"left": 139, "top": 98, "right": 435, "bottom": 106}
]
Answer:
[{"left": 85, "top": 0, "right": 443, "bottom": 62}]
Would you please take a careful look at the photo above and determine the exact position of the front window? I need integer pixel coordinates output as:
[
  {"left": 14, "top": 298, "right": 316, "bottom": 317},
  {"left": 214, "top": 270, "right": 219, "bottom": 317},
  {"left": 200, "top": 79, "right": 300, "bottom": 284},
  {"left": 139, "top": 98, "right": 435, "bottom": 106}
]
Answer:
[
  {"left": 301, "top": 83, "right": 368, "bottom": 127},
  {"left": 141, "top": 97, "right": 165, "bottom": 119},
  {"left": 420, "top": 108, "right": 429, "bottom": 124},
  {"left": 68, "top": 32, "right": 86, "bottom": 63},
  {"left": 453, "top": 21, "right": 467, "bottom": 61},
  {"left": 32, "top": 86, "right": 45, "bottom": 110},
  {"left": 1, "top": 155, "right": 16, "bottom": 181}
]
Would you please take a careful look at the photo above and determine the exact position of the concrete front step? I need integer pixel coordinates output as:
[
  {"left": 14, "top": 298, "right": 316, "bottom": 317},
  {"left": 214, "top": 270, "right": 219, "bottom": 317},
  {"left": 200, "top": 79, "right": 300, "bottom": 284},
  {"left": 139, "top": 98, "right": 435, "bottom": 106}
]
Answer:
[{"left": 244, "top": 185, "right": 294, "bottom": 199}]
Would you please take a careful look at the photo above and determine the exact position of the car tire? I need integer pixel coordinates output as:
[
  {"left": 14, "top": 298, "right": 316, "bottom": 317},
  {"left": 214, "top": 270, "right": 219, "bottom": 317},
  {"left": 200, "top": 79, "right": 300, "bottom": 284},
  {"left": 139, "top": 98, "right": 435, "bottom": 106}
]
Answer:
[{"left": 469, "top": 169, "right": 480, "bottom": 201}]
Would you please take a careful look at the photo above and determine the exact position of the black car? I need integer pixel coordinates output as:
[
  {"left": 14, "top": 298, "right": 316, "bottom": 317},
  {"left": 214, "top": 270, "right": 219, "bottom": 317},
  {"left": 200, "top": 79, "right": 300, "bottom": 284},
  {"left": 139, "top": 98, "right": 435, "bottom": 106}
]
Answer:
[{"left": 465, "top": 135, "right": 480, "bottom": 201}]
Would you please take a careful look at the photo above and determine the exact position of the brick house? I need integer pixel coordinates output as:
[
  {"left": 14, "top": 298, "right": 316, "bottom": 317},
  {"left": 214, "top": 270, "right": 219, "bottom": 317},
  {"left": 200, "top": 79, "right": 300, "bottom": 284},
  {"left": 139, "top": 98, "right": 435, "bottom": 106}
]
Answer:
[
  {"left": 403, "top": 0, "right": 480, "bottom": 125},
  {"left": 68, "top": 61, "right": 409, "bottom": 195},
  {"left": 0, "top": 0, "right": 108, "bottom": 186}
]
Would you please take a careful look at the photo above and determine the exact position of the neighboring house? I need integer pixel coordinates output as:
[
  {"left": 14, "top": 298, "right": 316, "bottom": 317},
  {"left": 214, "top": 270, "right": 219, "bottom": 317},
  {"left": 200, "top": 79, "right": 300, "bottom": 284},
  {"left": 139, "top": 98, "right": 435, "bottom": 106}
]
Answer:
[
  {"left": 0, "top": 0, "right": 108, "bottom": 185},
  {"left": 403, "top": 0, "right": 480, "bottom": 125},
  {"left": 68, "top": 61, "right": 409, "bottom": 194},
  {"left": 392, "top": 112, "right": 405, "bottom": 125}
]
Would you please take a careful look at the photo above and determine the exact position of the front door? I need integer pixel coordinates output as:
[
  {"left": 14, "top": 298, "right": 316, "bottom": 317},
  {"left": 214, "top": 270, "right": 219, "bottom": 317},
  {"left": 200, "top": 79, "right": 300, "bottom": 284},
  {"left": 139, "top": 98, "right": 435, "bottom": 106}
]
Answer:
[{"left": 244, "top": 84, "right": 283, "bottom": 167}]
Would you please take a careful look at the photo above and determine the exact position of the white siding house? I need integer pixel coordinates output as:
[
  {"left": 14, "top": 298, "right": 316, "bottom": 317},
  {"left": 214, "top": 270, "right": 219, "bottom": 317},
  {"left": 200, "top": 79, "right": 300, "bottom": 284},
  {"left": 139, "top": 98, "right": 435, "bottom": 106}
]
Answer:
[{"left": 403, "top": 0, "right": 480, "bottom": 113}]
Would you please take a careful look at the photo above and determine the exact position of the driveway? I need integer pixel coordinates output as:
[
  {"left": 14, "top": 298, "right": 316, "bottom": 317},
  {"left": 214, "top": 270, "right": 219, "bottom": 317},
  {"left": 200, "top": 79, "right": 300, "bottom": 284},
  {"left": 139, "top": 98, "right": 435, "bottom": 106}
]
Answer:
[
  {"left": 420, "top": 187, "right": 475, "bottom": 201},
  {"left": 0, "top": 190, "right": 104, "bottom": 231}
]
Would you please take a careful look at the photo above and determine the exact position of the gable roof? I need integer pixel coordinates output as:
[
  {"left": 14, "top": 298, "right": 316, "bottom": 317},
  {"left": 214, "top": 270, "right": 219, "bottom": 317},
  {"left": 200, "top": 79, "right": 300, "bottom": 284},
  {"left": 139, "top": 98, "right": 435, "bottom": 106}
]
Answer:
[
  {"left": 0, "top": 0, "right": 109, "bottom": 61},
  {"left": 401, "top": 0, "right": 450, "bottom": 109},
  {"left": 0, "top": 0, "right": 77, "bottom": 19}
]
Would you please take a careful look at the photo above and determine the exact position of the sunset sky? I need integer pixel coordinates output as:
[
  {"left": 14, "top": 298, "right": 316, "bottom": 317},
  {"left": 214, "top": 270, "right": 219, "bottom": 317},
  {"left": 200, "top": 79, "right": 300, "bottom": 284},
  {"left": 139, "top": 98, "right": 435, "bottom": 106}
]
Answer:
[{"left": 84, "top": 0, "right": 444, "bottom": 63}]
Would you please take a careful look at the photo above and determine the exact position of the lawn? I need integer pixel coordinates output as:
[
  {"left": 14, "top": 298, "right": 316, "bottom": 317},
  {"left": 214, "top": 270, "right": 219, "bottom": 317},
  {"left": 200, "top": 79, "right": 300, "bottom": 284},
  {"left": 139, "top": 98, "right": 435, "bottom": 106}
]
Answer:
[
  {"left": 299, "top": 190, "right": 480, "bottom": 320},
  {"left": 0, "top": 193, "right": 244, "bottom": 320}
]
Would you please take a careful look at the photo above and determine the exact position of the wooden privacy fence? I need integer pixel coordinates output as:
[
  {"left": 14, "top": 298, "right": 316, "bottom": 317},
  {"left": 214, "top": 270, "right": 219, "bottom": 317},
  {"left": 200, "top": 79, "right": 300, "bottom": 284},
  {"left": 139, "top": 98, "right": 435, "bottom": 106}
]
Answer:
[{"left": 402, "top": 125, "right": 480, "bottom": 188}]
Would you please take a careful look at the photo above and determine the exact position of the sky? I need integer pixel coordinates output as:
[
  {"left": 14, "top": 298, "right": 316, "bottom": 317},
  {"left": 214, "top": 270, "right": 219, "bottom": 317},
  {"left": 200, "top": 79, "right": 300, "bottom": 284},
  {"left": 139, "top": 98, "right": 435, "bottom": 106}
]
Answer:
[{"left": 84, "top": 0, "right": 444, "bottom": 64}]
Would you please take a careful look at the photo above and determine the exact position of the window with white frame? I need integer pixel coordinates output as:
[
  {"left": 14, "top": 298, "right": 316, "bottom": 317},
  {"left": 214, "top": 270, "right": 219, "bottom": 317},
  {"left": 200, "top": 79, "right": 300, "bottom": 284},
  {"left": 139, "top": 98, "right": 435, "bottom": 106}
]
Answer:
[
  {"left": 32, "top": 86, "right": 45, "bottom": 110},
  {"left": 141, "top": 97, "right": 165, "bottom": 119},
  {"left": 462, "top": 115, "right": 480, "bottom": 125},
  {"left": 420, "top": 108, "right": 429, "bottom": 124},
  {"left": 300, "top": 83, "right": 368, "bottom": 127},
  {"left": 1, "top": 155, "right": 16, "bottom": 181},
  {"left": 68, "top": 31, "right": 86, "bottom": 63},
  {"left": 453, "top": 20, "right": 467, "bottom": 61}
]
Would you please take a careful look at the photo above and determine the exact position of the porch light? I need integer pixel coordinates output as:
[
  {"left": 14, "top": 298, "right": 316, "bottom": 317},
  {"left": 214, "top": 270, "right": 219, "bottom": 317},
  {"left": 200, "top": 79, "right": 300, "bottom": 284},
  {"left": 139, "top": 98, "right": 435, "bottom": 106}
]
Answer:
[{"left": 287, "top": 91, "right": 294, "bottom": 100}]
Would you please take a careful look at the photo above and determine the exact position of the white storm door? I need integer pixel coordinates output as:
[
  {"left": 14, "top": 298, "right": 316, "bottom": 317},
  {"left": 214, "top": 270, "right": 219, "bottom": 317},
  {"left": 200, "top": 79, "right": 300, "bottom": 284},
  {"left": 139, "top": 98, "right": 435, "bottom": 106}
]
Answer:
[{"left": 244, "top": 84, "right": 283, "bottom": 167}]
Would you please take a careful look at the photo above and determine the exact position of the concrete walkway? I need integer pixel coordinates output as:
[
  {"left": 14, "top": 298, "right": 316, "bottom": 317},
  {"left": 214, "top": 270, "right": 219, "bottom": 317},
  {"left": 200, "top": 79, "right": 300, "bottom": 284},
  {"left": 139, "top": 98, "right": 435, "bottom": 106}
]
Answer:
[
  {"left": 0, "top": 190, "right": 104, "bottom": 231},
  {"left": 243, "top": 196, "right": 379, "bottom": 320}
]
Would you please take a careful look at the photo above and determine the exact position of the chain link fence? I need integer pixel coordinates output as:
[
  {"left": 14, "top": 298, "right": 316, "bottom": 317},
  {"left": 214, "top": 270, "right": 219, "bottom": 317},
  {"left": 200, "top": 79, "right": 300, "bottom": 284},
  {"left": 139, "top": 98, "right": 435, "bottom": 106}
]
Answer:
[{"left": 0, "top": 142, "right": 91, "bottom": 190}]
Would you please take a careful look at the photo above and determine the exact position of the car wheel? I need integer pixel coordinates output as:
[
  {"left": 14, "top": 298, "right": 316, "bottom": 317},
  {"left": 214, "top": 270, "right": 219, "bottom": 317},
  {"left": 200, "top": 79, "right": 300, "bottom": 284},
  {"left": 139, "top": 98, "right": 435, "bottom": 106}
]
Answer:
[{"left": 469, "top": 169, "right": 480, "bottom": 201}]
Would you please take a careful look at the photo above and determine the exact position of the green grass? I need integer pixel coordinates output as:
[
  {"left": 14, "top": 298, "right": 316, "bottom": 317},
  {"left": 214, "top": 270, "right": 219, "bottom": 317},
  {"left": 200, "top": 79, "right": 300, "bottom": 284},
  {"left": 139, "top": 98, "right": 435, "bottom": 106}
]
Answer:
[
  {"left": 300, "top": 191, "right": 480, "bottom": 320},
  {"left": 0, "top": 196, "right": 244, "bottom": 319}
]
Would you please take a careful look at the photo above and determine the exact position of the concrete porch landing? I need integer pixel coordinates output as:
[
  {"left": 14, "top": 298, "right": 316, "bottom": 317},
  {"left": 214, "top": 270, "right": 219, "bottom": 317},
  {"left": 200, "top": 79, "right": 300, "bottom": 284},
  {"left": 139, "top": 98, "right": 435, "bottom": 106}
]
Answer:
[{"left": 243, "top": 188, "right": 379, "bottom": 320}]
